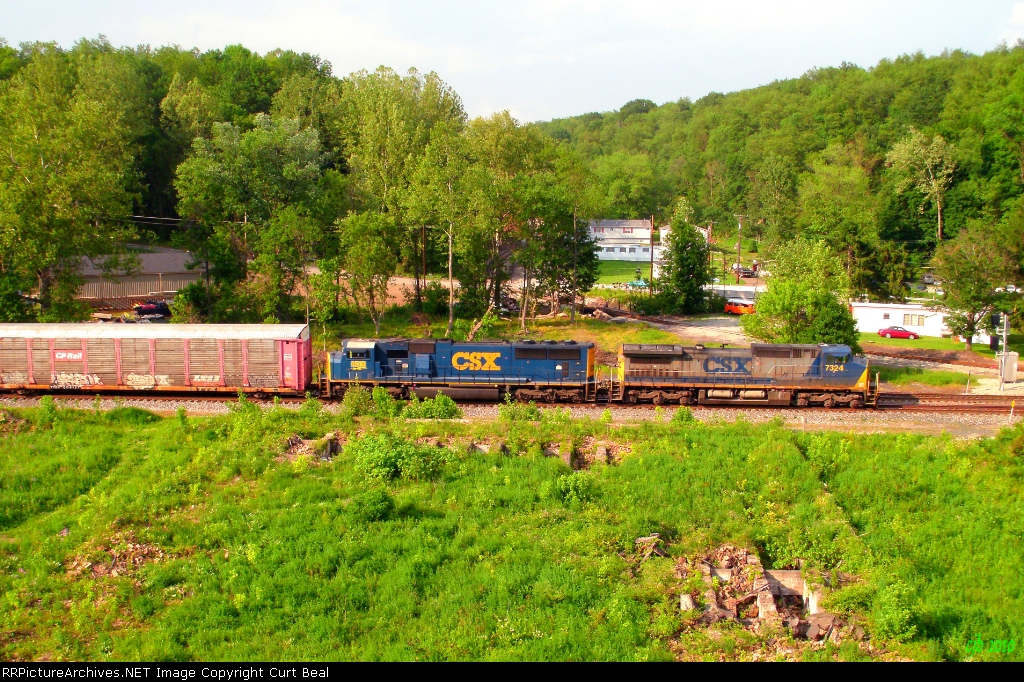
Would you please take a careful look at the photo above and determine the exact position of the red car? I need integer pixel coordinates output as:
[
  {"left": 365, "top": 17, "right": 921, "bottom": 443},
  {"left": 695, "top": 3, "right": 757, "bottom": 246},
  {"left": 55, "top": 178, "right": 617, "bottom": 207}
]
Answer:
[{"left": 878, "top": 326, "right": 918, "bottom": 340}]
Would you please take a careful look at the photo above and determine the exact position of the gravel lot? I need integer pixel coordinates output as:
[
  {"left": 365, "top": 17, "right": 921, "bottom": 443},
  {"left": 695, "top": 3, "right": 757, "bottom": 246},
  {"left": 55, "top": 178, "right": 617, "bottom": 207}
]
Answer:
[{"left": 4, "top": 396, "right": 1016, "bottom": 439}]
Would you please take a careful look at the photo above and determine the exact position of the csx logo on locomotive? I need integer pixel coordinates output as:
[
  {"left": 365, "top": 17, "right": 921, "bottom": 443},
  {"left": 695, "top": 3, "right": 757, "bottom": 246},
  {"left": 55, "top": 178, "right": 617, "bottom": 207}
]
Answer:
[
  {"left": 452, "top": 352, "right": 501, "bottom": 371},
  {"left": 702, "top": 357, "right": 751, "bottom": 373}
]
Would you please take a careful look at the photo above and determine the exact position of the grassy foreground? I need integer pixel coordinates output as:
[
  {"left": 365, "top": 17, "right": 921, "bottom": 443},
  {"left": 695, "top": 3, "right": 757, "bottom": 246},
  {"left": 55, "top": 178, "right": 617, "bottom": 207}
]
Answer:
[{"left": 1, "top": 401, "right": 1023, "bottom": 661}]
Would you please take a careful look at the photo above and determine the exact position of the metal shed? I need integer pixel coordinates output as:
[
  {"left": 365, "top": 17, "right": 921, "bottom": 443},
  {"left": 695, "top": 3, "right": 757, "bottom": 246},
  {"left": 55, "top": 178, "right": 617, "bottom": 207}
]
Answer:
[{"left": 0, "top": 324, "right": 311, "bottom": 394}]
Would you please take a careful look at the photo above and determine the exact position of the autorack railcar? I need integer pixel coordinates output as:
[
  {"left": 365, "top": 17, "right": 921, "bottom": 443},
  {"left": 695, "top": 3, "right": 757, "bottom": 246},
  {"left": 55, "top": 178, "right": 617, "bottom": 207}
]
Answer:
[{"left": 0, "top": 323, "right": 311, "bottom": 395}]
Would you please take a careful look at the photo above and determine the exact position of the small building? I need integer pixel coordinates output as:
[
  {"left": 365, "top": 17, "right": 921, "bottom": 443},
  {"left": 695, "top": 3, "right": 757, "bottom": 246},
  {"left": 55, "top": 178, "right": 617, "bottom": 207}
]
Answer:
[
  {"left": 850, "top": 302, "right": 949, "bottom": 337},
  {"left": 589, "top": 219, "right": 666, "bottom": 262},
  {"left": 79, "top": 246, "right": 201, "bottom": 301},
  {"left": 850, "top": 301, "right": 996, "bottom": 345}
]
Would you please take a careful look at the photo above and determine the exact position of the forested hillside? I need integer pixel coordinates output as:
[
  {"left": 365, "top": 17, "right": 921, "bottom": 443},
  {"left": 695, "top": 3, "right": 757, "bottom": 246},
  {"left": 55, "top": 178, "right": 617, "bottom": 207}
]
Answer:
[
  {"left": 1, "top": 37, "right": 1022, "bottom": 330},
  {"left": 538, "top": 47, "right": 1024, "bottom": 280}
]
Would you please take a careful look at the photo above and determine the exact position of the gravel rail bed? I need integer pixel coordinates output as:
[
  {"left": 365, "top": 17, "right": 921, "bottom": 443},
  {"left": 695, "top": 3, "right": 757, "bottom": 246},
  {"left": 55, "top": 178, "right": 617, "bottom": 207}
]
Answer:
[{"left": 3, "top": 396, "right": 1017, "bottom": 438}]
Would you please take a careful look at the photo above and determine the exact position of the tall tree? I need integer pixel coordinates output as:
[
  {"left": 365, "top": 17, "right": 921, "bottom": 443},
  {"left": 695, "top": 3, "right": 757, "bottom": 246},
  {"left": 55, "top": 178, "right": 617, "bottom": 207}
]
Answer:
[
  {"left": 886, "top": 128, "right": 957, "bottom": 241},
  {"left": 554, "top": 146, "right": 603, "bottom": 321},
  {"left": 339, "top": 212, "right": 400, "bottom": 337},
  {"left": 660, "top": 199, "right": 712, "bottom": 314},
  {"left": 0, "top": 48, "right": 137, "bottom": 320},
  {"left": 742, "top": 239, "right": 860, "bottom": 350},
  {"left": 406, "top": 120, "right": 472, "bottom": 337},
  {"left": 933, "top": 225, "right": 1012, "bottom": 350}
]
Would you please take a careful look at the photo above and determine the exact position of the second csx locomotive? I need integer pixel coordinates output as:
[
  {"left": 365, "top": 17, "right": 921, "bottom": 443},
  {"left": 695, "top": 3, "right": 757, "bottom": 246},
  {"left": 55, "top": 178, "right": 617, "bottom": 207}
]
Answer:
[{"left": 323, "top": 338, "right": 875, "bottom": 408}]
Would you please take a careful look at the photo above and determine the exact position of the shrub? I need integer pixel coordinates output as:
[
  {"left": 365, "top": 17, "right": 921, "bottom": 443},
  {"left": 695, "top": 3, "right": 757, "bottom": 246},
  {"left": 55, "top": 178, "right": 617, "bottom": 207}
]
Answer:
[
  {"left": 403, "top": 393, "right": 463, "bottom": 420},
  {"left": 554, "top": 471, "right": 596, "bottom": 506},
  {"left": 341, "top": 385, "right": 373, "bottom": 418},
  {"left": 498, "top": 393, "right": 541, "bottom": 422},
  {"left": 672, "top": 407, "right": 695, "bottom": 424},
  {"left": 351, "top": 488, "right": 395, "bottom": 522},
  {"left": 176, "top": 406, "right": 189, "bottom": 431},
  {"left": 371, "top": 387, "right": 400, "bottom": 420},
  {"left": 871, "top": 580, "right": 918, "bottom": 642},
  {"left": 298, "top": 392, "right": 323, "bottom": 418},
  {"left": 347, "top": 433, "right": 448, "bottom": 482},
  {"left": 36, "top": 395, "right": 57, "bottom": 427}
]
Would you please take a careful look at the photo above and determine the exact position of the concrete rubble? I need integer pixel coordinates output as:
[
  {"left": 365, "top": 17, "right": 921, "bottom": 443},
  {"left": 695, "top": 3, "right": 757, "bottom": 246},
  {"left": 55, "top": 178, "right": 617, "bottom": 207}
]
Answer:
[{"left": 676, "top": 544, "right": 859, "bottom": 645}]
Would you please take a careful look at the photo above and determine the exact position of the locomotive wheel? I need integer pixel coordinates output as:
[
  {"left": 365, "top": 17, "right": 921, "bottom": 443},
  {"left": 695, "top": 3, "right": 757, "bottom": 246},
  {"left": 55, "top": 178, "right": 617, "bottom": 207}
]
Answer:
[
  {"left": 544, "top": 392, "right": 556, "bottom": 403},
  {"left": 571, "top": 393, "right": 582, "bottom": 404},
  {"left": 823, "top": 396, "right": 836, "bottom": 408},
  {"left": 652, "top": 393, "right": 664, "bottom": 405},
  {"left": 627, "top": 392, "right": 638, "bottom": 404}
]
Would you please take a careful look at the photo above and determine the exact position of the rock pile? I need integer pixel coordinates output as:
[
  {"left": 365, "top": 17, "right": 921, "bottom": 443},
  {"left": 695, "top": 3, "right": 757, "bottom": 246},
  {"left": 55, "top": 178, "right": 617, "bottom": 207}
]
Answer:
[{"left": 677, "top": 544, "right": 857, "bottom": 644}]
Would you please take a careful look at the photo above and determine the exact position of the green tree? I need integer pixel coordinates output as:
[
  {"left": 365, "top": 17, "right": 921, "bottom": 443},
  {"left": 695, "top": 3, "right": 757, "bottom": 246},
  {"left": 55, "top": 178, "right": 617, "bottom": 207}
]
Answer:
[
  {"left": 886, "top": 128, "right": 957, "bottom": 241},
  {"left": 339, "top": 212, "right": 400, "bottom": 337},
  {"left": 0, "top": 48, "right": 137, "bottom": 320},
  {"left": 554, "top": 147, "right": 604, "bottom": 321},
  {"left": 174, "top": 113, "right": 330, "bottom": 319},
  {"left": 406, "top": 120, "right": 472, "bottom": 336},
  {"left": 799, "top": 144, "right": 878, "bottom": 285},
  {"left": 747, "top": 154, "right": 797, "bottom": 245},
  {"left": 742, "top": 239, "right": 860, "bottom": 350},
  {"left": 660, "top": 200, "right": 712, "bottom": 313},
  {"left": 933, "top": 226, "right": 1012, "bottom": 350}
]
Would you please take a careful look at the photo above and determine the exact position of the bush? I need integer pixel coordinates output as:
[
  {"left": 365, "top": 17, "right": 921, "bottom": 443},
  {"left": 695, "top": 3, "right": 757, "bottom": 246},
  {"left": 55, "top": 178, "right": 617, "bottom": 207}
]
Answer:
[
  {"left": 351, "top": 489, "right": 395, "bottom": 522},
  {"left": 298, "top": 392, "right": 323, "bottom": 418},
  {"left": 553, "top": 471, "right": 596, "bottom": 506},
  {"left": 672, "top": 407, "right": 696, "bottom": 424},
  {"left": 871, "top": 580, "right": 918, "bottom": 642},
  {"left": 340, "top": 385, "right": 373, "bottom": 418},
  {"left": 403, "top": 393, "right": 463, "bottom": 420},
  {"left": 36, "top": 396, "right": 57, "bottom": 428},
  {"left": 347, "top": 433, "right": 449, "bottom": 482},
  {"left": 371, "top": 387, "right": 400, "bottom": 419},
  {"left": 422, "top": 279, "right": 453, "bottom": 317},
  {"left": 498, "top": 393, "right": 541, "bottom": 422}
]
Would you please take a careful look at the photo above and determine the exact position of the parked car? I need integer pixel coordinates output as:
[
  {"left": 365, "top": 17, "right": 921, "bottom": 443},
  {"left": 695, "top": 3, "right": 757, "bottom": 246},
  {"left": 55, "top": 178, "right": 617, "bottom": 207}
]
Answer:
[
  {"left": 725, "top": 299, "right": 755, "bottom": 315},
  {"left": 878, "top": 326, "right": 918, "bottom": 340}
]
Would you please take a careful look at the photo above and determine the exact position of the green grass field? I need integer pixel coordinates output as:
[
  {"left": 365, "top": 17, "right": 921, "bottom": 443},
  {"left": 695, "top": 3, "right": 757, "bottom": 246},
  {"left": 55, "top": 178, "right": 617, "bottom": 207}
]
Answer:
[
  {"left": 596, "top": 260, "right": 655, "bottom": 285},
  {"left": 2, "top": 401, "right": 1023, "bottom": 661},
  {"left": 876, "top": 366, "right": 970, "bottom": 387},
  {"left": 859, "top": 332, "right": 1024, "bottom": 361}
]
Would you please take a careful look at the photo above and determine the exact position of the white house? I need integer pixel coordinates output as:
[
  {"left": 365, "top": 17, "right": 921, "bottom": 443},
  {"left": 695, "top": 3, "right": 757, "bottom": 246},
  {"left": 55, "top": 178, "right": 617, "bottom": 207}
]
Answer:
[
  {"left": 850, "top": 302, "right": 949, "bottom": 337},
  {"left": 589, "top": 219, "right": 667, "bottom": 262},
  {"left": 850, "top": 301, "right": 995, "bottom": 345}
]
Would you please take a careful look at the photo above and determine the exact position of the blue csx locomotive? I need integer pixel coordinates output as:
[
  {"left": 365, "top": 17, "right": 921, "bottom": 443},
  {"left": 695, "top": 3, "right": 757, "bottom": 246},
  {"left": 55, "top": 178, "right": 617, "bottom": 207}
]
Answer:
[{"left": 323, "top": 338, "right": 875, "bottom": 408}]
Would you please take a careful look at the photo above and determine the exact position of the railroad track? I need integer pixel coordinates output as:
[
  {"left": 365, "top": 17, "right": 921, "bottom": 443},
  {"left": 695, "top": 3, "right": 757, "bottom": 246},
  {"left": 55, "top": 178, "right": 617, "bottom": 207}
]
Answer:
[
  {"left": 876, "top": 392, "right": 1018, "bottom": 414},
  {"left": 5, "top": 390, "right": 1018, "bottom": 415}
]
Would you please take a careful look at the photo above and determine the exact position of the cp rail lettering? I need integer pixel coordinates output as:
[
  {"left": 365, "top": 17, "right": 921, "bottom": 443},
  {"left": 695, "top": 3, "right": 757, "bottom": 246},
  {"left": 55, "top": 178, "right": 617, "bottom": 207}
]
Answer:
[{"left": 452, "top": 352, "right": 501, "bottom": 371}]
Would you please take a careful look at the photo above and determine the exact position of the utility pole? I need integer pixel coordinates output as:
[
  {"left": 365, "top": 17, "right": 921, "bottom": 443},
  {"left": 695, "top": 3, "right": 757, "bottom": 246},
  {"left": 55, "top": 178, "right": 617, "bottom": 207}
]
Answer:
[
  {"left": 649, "top": 214, "right": 655, "bottom": 298},
  {"left": 571, "top": 209, "right": 578, "bottom": 322},
  {"left": 734, "top": 215, "right": 746, "bottom": 285},
  {"left": 1000, "top": 312, "right": 1010, "bottom": 392}
]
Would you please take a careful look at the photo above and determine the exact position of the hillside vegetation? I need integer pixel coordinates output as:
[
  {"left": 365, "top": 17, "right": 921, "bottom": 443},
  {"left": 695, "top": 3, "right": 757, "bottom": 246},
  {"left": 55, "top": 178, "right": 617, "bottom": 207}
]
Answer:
[{"left": 1, "top": 402, "right": 1022, "bottom": 661}]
